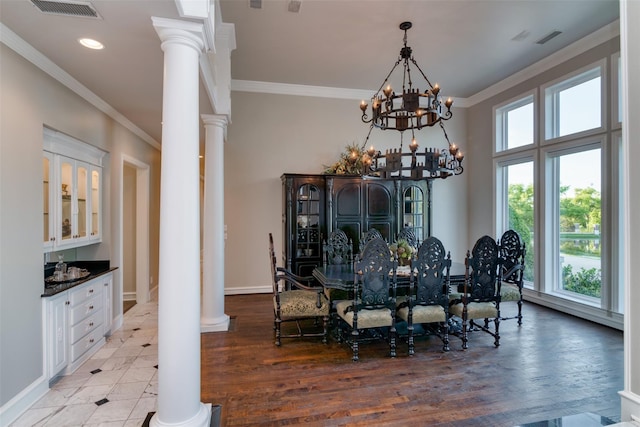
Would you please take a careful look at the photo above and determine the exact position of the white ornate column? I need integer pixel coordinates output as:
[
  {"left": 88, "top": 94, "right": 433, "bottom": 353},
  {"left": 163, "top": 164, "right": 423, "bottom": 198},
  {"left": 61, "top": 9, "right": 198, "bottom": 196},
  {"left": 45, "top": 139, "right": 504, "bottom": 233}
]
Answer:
[
  {"left": 201, "top": 114, "right": 230, "bottom": 332},
  {"left": 151, "top": 17, "right": 210, "bottom": 427}
]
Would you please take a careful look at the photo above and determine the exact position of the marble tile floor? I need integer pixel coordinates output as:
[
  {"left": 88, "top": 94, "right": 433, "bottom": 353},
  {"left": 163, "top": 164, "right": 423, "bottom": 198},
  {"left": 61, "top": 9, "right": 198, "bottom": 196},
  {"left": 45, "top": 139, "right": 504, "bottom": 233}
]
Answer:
[{"left": 10, "top": 301, "right": 159, "bottom": 427}]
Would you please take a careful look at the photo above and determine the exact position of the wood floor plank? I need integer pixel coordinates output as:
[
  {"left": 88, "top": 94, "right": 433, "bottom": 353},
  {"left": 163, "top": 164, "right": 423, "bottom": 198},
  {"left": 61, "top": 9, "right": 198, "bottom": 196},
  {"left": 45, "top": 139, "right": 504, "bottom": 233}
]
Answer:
[{"left": 201, "top": 294, "right": 623, "bottom": 426}]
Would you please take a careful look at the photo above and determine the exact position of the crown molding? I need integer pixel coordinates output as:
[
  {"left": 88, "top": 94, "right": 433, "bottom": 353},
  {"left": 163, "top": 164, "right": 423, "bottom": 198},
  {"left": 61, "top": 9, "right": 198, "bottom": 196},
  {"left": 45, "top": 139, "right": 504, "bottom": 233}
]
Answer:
[
  {"left": 231, "top": 80, "right": 372, "bottom": 100},
  {"left": 0, "top": 23, "right": 161, "bottom": 150},
  {"left": 231, "top": 20, "right": 619, "bottom": 110}
]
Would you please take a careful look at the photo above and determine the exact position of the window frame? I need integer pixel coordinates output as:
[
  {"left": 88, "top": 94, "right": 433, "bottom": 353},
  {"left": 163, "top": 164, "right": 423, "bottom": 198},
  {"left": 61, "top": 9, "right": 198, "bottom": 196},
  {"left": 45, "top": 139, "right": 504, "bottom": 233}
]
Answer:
[
  {"left": 542, "top": 137, "right": 604, "bottom": 306},
  {"left": 542, "top": 59, "right": 607, "bottom": 144},
  {"left": 494, "top": 152, "right": 538, "bottom": 289},
  {"left": 494, "top": 89, "right": 537, "bottom": 155}
]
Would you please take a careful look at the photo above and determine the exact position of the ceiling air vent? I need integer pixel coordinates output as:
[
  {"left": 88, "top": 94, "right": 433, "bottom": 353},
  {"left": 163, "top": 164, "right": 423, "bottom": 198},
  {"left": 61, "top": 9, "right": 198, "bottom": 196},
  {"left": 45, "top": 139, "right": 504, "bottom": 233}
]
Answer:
[
  {"left": 30, "top": 0, "right": 101, "bottom": 19},
  {"left": 536, "top": 30, "right": 562, "bottom": 45}
]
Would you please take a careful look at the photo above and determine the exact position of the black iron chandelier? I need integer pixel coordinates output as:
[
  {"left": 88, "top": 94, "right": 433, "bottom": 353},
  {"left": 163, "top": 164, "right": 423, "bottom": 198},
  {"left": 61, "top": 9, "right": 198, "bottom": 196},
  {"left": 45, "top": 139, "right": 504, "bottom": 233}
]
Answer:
[{"left": 359, "top": 21, "right": 464, "bottom": 180}]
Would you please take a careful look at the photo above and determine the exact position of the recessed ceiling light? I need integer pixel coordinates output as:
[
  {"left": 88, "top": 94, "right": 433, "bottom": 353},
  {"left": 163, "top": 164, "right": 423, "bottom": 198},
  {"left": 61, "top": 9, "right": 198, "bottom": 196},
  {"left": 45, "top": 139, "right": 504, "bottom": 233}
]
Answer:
[{"left": 79, "top": 38, "right": 104, "bottom": 50}]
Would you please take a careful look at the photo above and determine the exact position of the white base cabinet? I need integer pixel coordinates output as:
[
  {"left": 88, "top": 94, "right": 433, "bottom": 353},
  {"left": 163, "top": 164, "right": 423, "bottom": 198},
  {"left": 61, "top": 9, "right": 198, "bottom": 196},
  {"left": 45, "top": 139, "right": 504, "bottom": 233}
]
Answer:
[{"left": 44, "top": 272, "right": 113, "bottom": 381}]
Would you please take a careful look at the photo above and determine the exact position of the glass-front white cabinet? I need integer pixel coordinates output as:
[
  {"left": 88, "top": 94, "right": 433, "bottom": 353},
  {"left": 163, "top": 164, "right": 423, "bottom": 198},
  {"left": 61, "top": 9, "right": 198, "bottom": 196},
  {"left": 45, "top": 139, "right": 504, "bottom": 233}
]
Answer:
[{"left": 43, "top": 128, "right": 105, "bottom": 252}]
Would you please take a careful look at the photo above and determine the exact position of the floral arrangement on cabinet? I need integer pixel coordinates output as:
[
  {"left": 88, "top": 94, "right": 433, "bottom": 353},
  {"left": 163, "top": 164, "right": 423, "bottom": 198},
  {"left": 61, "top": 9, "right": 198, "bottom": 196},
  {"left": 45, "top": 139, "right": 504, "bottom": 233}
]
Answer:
[{"left": 323, "top": 142, "right": 368, "bottom": 175}]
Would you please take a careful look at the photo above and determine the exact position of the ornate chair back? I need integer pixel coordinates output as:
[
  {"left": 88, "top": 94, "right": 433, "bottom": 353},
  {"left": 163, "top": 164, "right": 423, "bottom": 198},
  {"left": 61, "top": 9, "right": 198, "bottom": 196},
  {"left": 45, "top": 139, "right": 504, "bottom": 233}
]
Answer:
[
  {"left": 414, "top": 236, "right": 451, "bottom": 308},
  {"left": 499, "top": 229, "right": 525, "bottom": 285},
  {"left": 466, "top": 235, "right": 502, "bottom": 301},
  {"left": 397, "top": 227, "right": 419, "bottom": 249},
  {"left": 498, "top": 229, "right": 526, "bottom": 324},
  {"left": 356, "top": 237, "right": 396, "bottom": 310},
  {"left": 323, "top": 229, "right": 353, "bottom": 267},
  {"left": 359, "top": 228, "right": 383, "bottom": 254}
]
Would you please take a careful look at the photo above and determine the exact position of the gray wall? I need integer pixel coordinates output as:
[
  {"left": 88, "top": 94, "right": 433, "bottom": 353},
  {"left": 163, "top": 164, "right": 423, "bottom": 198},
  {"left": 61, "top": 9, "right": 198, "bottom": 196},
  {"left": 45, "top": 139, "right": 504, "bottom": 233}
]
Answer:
[
  {"left": 0, "top": 44, "right": 161, "bottom": 408},
  {"left": 223, "top": 91, "right": 469, "bottom": 291}
]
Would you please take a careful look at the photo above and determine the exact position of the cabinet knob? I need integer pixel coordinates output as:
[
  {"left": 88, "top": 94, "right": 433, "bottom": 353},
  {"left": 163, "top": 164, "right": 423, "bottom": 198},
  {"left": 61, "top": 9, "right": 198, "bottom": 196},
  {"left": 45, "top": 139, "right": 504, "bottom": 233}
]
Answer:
[
  {"left": 89, "top": 305, "right": 94, "bottom": 310},
  {"left": 65, "top": 301, "right": 70, "bottom": 305},
  {"left": 89, "top": 338, "right": 94, "bottom": 343},
  {"left": 89, "top": 289, "right": 94, "bottom": 293},
  {"left": 89, "top": 322, "right": 94, "bottom": 327}
]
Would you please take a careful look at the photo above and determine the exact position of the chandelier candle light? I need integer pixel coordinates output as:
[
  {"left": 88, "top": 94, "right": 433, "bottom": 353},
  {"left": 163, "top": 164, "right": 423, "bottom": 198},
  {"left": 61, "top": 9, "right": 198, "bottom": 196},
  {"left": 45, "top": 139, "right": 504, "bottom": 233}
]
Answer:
[{"left": 359, "top": 21, "right": 464, "bottom": 180}]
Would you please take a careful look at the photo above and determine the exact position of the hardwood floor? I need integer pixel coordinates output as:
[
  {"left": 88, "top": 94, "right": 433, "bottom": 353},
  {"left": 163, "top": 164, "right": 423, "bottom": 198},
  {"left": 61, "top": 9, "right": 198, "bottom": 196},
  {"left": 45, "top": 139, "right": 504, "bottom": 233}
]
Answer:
[{"left": 201, "top": 294, "right": 623, "bottom": 427}]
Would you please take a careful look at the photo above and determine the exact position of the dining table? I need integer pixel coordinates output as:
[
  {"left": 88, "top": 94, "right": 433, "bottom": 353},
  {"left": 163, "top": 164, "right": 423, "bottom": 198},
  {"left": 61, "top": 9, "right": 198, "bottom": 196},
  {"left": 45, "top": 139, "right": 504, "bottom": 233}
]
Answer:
[{"left": 312, "top": 262, "right": 467, "bottom": 292}]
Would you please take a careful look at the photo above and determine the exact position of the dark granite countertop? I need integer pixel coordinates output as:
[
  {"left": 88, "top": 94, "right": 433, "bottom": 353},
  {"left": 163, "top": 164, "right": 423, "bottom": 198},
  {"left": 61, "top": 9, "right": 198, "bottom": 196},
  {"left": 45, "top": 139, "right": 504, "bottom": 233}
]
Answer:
[{"left": 42, "top": 260, "right": 117, "bottom": 297}]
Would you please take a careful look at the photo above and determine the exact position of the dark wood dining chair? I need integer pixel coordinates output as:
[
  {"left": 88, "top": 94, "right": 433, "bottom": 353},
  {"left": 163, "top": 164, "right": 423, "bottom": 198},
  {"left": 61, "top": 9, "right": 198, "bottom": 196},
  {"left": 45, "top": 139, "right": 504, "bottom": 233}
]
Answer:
[
  {"left": 359, "top": 228, "right": 383, "bottom": 254},
  {"left": 397, "top": 227, "right": 419, "bottom": 249},
  {"left": 323, "top": 229, "right": 353, "bottom": 267},
  {"left": 335, "top": 237, "right": 397, "bottom": 361},
  {"left": 498, "top": 229, "right": 526, "bottom": 325},
  {"left": 269, "top": 233, "right": 330, "bottom": 346},
  {"left": 396, "top": 236, "right": 451, "bottom": 354},
  {"left": 449, "top": 235, "right": 502, "bottom": 349}
]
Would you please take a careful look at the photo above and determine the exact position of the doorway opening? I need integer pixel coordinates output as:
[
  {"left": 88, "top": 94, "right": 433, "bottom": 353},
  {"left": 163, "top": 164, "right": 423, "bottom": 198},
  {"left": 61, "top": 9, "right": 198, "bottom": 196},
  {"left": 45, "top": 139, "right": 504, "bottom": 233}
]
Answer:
[{"left": 121, "top": 155, "right": 150, "bottom": 317}]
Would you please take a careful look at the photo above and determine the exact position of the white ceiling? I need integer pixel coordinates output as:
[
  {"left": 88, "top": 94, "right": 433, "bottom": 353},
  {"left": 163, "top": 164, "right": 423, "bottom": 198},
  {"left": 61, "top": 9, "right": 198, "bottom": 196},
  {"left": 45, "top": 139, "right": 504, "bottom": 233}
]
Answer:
[{"left": 0, "top": 0, "right": 620, "bottom": 146}]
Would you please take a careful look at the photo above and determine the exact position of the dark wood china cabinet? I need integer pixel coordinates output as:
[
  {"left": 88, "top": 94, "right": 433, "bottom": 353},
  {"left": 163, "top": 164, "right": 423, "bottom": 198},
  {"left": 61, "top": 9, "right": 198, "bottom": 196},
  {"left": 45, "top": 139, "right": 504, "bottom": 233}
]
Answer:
[{"left": 282, "top": 174, "right": 431, "bottom": 276}]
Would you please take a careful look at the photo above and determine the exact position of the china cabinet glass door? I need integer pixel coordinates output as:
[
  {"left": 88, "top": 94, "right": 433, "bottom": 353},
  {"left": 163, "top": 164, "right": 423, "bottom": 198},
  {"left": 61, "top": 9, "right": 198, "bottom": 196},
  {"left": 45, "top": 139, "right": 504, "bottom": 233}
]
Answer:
[
  {"left": 403, "top": 185, "right": 424, "bottom": 241},
  {"left": 60, "top": 159, "right": 73, "bottom": 243},
  {"left": 296, "top": 184, "right": 321, "bottom": 258}
]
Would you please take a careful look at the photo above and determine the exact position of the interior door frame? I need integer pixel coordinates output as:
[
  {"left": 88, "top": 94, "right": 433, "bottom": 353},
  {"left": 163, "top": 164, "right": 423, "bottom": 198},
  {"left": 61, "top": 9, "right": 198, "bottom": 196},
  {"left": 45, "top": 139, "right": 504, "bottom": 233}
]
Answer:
[{"left": 120, "top": 154, "right": 150, "bottom": 305}]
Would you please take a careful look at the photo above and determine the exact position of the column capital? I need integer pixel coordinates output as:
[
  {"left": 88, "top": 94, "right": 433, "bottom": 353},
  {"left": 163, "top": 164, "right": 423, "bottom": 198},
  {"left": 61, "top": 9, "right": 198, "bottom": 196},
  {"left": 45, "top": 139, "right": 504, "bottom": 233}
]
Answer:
[
  {"left": 152, "top": 17, "right": 206, "bottom": 53},
  {"left": 201, "top": 114, "right": 229, "bottom": 129}
]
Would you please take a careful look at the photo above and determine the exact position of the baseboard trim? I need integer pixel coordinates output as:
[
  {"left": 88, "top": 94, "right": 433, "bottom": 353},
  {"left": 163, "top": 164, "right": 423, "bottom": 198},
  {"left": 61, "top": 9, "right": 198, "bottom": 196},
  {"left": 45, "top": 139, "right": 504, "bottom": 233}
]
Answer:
[
  {"left": 620, "top": 390, "right": 640, "bottom": 422},
  {"left": 0, "top": 375, "right": 49, "bottom": 426},
  {"left": 224, "top": 285, "right": 271, "bottom": 295}
]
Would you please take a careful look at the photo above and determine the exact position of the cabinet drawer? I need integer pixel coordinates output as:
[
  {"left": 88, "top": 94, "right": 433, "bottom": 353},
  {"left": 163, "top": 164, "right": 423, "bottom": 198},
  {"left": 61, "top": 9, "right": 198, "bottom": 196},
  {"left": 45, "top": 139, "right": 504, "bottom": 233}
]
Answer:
[
  {"left": 69, "top": 294, "right": 102, "bottom": 325},
  {"left": 69, "top": 282, "right": 101, "bottom": 306},
  {"left": 70, "top": 328, "right": 103, "bottom": 363},
  {"left": 70, "top": 309, "right": 103, "bottom": 344}
]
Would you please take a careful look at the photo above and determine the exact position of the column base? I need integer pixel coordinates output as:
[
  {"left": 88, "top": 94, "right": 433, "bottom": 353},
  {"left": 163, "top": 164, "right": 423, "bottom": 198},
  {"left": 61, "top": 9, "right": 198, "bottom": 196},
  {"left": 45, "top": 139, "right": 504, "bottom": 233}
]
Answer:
[
  {"left": 146, "top": 402, "right": 219, "bottom": 427},
  {"left": 200, "top": 314, "right": 230, "bottom": 333}
]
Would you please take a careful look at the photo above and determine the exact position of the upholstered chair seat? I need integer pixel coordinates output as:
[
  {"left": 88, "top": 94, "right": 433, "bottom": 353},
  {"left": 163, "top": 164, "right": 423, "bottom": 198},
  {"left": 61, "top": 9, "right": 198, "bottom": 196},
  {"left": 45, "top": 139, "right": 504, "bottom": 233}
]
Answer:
[
  {"left": 336, "top": 300, "right": 393, "bottom": 329},
  {"left": 277, "top": 290, "right": 330, "bottom": 318},
  {"left": 449, "top": 301, "right": 497, "bottom": 320},
  {"left": 499, "top": 282, "right": 521, "bottom": 302},
  {"left": 396, "top": 296, "right": 446, "bottom": 324}
]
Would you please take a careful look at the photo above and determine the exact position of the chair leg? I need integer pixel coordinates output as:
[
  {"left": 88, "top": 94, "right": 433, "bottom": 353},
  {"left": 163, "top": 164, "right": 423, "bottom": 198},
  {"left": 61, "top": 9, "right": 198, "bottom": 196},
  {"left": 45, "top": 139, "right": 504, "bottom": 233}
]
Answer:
[
  {"left": 517, "top": 298, "right": 523, "bottom": 326},
  {"left": 275, "top": 318, "right": 282, "bottom": 346},
  {"left": 442, "top": 321, "right": 450, "bottom": 352},
  {"left": 390, "top": 324, "right": 397, "bottom": 358},
  {"left": 322, "top": 315, "right": 329, "bottom": 344},
  {"left": 407, "top": 324, "right": 415, "bottom": 356},
  {"left": 461, "top": 316, "right": 469, "bottom": 350},
  {"left": 494, "top": 317, "right": 500, "bottom": 347},
  {"left": 352, "top": 330, "right": 359, "bottom": 362}
]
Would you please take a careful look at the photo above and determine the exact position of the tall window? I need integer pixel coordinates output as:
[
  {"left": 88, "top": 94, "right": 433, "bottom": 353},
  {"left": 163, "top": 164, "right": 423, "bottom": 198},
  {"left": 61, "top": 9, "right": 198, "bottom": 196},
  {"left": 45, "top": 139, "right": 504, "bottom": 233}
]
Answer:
[
  {"left": 494, "top": 54, "right": 622, "bottom": 324},
  {"left": 549, "top": 147, "right": 602, "bottom": 301}
]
